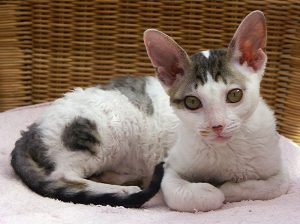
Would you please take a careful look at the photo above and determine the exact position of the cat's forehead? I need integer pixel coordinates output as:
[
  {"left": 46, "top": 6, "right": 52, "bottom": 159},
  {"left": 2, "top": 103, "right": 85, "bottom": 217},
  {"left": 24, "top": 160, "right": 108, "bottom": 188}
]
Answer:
[
  {"left": 169, "top": 49, "right": 247, "bottom": 103},
  {"left": 190, "top": 49, "right": 232, "bottom": 85}
]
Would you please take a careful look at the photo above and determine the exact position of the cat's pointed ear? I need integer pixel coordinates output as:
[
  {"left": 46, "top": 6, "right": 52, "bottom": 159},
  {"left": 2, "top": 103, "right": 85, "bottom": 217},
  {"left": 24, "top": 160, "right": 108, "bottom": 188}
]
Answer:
[
  {"left": 228, "top": 10, "right": 267, "bottom": 75},
  {"left": 144, "top": 29, "right": 191, "bottom": 90}
]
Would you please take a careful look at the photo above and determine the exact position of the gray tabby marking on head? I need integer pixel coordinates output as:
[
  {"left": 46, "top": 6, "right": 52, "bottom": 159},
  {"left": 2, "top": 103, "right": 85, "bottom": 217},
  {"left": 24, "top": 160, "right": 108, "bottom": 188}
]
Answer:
[
  {"left": 102, "top": 76, "right": 154, "bottom": 115},
  {"left": 192, "top": 49, "right": 232, "bottom": 85},
  {"left": 62, "top": 117, "right": 101, "bottom": 154},
  {"left": 11, "top": 123, "right": 55, "bottom": 175},
  {"left": 169, "top": 49, "right": 246, "bottom": 109}
]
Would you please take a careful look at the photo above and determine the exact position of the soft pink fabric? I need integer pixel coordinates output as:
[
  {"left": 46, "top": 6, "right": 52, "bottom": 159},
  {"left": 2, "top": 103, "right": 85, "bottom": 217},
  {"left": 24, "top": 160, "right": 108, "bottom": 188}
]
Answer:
[{"left": 1, "top": 104, "right": 300, "bottom": 224}]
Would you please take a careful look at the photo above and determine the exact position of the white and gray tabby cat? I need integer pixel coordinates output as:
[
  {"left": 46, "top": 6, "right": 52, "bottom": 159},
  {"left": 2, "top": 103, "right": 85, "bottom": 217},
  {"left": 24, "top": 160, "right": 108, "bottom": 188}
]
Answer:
[
  {"left": 11, "top": 76, "right": 179, "bottom": 207},
  {"left": 11, "top": 10, "right": 289, "bottom": 210}
]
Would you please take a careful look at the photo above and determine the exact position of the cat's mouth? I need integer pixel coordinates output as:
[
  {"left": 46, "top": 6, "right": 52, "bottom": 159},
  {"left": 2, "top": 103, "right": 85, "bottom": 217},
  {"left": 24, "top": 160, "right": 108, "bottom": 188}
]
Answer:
[
  {"left": 199, "top": 129, "right": 232, "bottom": 143},
  {"left": 213, "top": 135, "right": 232, "bottom": 143},
  {"left": 200, "top": 130, "right": 232, "bottom": 142}
]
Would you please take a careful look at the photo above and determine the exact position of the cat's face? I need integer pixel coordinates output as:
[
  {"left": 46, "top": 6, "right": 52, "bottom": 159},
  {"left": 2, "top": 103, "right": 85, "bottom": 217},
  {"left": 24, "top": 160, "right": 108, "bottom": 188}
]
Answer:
[
  {"left": 170, "top": 49, "right": 261, "bottom": 143},
  {"left": 144, "top": 10, "right": 267, "bottom": 144}
]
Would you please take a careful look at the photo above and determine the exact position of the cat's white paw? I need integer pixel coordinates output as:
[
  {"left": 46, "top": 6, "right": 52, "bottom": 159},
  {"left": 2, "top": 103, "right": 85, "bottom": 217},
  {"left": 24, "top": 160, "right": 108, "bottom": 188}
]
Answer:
[
  {"left": 219, "top": 182, "right": 241, "bottom": 202},
  {"left": 219, "top": 175, "right": 290, "bottom": 202},
  {"left": 164, "top": 182, "right": 225, "bottom": 212},
  {"left": 119, "top": 186, "right": 141, "bottom": 195}
]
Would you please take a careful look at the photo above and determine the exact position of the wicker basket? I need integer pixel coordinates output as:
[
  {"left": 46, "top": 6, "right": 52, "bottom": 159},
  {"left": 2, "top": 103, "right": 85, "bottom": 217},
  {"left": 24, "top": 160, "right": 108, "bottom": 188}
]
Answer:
[{"left": 0, "top": 0, "right": 300, "bottom": 144}]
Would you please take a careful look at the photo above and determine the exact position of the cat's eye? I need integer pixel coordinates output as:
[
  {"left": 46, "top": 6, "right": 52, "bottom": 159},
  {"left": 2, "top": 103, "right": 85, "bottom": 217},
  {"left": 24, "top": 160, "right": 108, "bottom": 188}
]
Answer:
[
  {"left": 227, "top": 88, "right": 243, "bottom": 103},
  {"left": 184, "top": 96, "right": 202, "bottom": 110}
]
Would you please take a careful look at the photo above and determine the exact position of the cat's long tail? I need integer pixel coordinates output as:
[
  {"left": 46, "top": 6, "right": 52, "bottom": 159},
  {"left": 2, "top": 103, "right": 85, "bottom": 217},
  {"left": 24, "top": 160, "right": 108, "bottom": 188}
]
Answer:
[{"left": 11, "top": 124, "right": 164, "bottom": 208}]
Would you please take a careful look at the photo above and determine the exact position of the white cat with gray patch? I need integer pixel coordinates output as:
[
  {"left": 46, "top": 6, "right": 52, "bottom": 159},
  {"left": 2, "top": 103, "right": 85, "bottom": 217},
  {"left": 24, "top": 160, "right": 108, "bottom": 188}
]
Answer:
[
  {"left": 11, "top": 76, "right": 179, "bottom": 207},
  {"left": 11, "top": 10, "right": 288, "bottom": 210},
  {"left": 143, "top": 10, "right": 289, "bottom": 212}
]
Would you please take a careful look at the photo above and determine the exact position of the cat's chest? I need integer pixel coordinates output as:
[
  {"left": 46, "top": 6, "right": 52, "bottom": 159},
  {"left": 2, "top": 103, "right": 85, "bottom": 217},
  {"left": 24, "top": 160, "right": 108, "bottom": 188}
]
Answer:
[
  {"left": 170, "top": 137, "right": 279, "bottom": 184},
  {"left": 195, "top": 145, "right": 259, "bottom": 183}
]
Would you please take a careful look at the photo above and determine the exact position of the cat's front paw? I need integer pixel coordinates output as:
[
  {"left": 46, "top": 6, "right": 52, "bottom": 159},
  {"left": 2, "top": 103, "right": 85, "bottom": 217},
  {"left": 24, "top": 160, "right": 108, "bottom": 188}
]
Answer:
[
  {"left": 219, "top": 182, "right": 241, "bottom": 202},
  {"left": 164, "top": 182, "right": 225, "bottom": 212},
  {"left": 189, "top": 183, "right": 225, "bottom": 212}
]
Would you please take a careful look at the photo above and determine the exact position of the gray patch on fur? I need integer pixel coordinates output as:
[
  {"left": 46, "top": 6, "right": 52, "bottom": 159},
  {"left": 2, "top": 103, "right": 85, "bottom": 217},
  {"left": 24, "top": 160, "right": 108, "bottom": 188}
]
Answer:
[
  {"left": 168, "top": 48, "right": 247, "bottom": 108},
  {"left": 62, "top": 117, "right": 101, "bottom": 154},
  {"left": 191, "top": 49, "right": 231, "bottom": 84},
  {"left": 11, "top": 123, "right": 55, "bottom": 176},
  {"left": 102, "top": 76, "right": 154, "bottom": 115}
]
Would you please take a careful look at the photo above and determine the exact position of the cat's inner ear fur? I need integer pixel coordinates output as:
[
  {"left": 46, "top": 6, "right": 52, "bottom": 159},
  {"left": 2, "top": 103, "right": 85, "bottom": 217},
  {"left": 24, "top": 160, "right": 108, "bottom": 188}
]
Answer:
[
  {"left": 144, "top": 29, "right": 191, "bottom": 90},
  {"left": 228, "top": 10, "right": 267, "bottom": 75}
]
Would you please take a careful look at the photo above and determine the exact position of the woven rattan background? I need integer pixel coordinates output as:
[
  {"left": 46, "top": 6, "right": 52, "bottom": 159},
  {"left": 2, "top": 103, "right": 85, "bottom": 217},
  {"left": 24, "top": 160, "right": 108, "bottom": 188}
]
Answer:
[{"left": 0, "top": 1, "right": 300, "bottom": 143}]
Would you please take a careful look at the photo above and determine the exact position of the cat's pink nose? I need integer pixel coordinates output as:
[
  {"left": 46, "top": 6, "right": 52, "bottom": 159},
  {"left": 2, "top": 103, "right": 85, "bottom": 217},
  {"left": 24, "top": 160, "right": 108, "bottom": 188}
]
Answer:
[{"left": 212, "top": 125, "right": 223, "bottom": 134}]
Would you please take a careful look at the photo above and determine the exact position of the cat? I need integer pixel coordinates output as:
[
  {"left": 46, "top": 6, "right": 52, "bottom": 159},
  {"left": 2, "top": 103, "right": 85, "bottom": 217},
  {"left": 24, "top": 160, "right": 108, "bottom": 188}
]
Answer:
[
  {"left": 11, "top": 10, "right": 289, "bottom": 211},
  {"left": 143, "top": 10, "right": 289, "bottom": 212},
  {"left": 11, "top": 75, "right": 179, "bottom": 208}
]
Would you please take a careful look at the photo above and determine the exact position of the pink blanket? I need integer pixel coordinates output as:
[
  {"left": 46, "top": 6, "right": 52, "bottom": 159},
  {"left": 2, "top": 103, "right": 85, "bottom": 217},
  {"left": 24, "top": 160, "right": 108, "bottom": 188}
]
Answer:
[{"left": 1, "top": 104, "right": 300, "bottom": 224}]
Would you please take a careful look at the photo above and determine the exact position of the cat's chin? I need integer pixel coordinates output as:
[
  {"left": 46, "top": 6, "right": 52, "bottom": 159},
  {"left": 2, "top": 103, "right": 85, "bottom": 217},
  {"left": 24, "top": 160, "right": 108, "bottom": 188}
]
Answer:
[{"left": 209, "top": 135, "right": 232, "bottom": 144}]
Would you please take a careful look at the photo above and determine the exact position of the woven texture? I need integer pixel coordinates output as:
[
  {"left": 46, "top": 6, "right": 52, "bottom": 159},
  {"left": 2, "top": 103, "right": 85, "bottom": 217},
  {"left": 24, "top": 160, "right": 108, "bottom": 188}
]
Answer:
[{"left": 0, "top": 1, "right": 300, "bottom": 143}]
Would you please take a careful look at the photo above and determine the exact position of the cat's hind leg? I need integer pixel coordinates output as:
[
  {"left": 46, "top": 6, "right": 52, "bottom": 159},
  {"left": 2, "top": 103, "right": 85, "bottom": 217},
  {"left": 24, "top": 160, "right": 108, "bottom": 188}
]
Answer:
[
  {"left": 44, "top": 162, "right": 165, "bottom": 207},
  {"left": 50, "top": 171, "right": 142, "bottom": 196},
  {"left": 89, "top": 171, "right": 143, "bottom": 187},
  {"left": 219, "top": 169, "right": 289, "bottom": 202},
  {"left": 161, "top": 167, "right": 225, "bottom": 212}
]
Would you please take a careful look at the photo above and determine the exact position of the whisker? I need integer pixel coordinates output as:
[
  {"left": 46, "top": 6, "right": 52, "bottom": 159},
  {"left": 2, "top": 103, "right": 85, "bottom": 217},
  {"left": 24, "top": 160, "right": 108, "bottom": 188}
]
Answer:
[
  {"left": 198, "top": 128, "right": 211, "bottom": 137},
  {"left": 223, "top": 122, "right": 240, "bottom": 135}
]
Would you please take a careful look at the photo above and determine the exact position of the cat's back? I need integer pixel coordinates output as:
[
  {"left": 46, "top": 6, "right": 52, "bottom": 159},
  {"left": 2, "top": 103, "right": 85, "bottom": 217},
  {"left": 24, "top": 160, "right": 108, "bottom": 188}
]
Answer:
[
  {"left": 34, "top": 76, "right": 178, "bottom": 175},
  {"left": 39, "top": 76, "right": 175, "bottom": 125},
  {"left": 38, "top": 76, "right": 178, "bottom": 154}
]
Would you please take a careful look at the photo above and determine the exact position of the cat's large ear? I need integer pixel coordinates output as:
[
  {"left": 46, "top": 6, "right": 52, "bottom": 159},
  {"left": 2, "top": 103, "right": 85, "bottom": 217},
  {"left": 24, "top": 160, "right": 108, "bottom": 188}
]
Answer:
[
  {"left": 144, "top": 29, "right": 191, "bottom": 90},
  {"left": 228, "top": 10, "right": 267, "bottom": 75}
]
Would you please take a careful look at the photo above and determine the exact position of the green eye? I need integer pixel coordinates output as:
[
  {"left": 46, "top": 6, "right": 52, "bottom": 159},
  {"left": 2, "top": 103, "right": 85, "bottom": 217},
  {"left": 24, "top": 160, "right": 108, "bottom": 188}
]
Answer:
[
  {"left": 184, "top": 96, "right": 202, "bottom": 110},
  {"left": 227, "top": 88, "right": 243, "bottom": 103}
]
